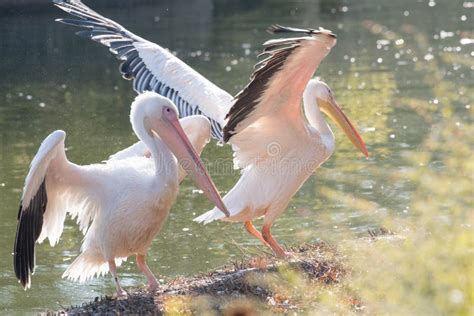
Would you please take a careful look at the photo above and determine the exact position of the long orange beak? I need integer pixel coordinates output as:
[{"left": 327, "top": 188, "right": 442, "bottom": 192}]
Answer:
[
  {"left": 154, "top": 114, "right": 229, "bottom": 217},
  {"left": 317, "top": 96, "right": 369, "bottom": 157}
]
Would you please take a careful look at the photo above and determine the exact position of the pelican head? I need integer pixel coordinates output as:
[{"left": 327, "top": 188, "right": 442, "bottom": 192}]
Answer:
[
  {"left": 131, "top": 92, "right": 229, "bottom": 216},
  {"left": 310, "top": 79, "right": 369, "bottom": 157}
]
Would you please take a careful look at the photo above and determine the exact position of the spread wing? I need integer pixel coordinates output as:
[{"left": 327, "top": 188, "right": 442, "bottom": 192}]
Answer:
[
  {"left": 14, "top": 130, "right": 98, "bottom": 288},
  {"left": 54, "top": 0, "right": 233, "bottom": 141},
  {"left": 224, "top": 25, "right": 337, "bottom": 168}
]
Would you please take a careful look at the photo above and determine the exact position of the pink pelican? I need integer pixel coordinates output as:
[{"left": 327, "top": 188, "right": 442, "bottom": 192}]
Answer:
[
  {"left": 13, "top": 92, "right": 228, "bottom": 295},
  {"left": 54, "top": 1, "right": 368, "bottom": 257}
]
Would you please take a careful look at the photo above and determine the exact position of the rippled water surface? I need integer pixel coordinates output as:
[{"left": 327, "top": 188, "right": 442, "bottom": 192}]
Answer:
[{"left": 0, "top": 0, "right": 471, "bottom": 313}]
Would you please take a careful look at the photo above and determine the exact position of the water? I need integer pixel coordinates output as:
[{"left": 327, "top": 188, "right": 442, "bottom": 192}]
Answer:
[{"left": 0, "top": 0, "right": 471, "bottom": 313}]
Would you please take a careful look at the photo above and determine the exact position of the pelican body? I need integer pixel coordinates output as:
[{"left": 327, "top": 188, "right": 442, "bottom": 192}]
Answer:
[
  {"left": 13, "top": 92, "right": 228, "bottom": 295},
  {"left": 54, "top": 1, "right": 368, "bottom": 257}
]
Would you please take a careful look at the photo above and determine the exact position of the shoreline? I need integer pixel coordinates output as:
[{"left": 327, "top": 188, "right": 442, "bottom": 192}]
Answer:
[{"left": 53, "top": 242, "right": 348, "bottom": 314}]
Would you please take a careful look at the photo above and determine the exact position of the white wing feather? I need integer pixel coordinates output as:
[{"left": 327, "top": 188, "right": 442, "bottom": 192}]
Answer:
[
  {"left": 22, "top": 130, "right": 67, "bottom": 208},
  {"left": 107, "top": 141, "right": 150, "bottom": 162},
  {"left": 20, "top": 130, "right": 100, "bottom": 246}
]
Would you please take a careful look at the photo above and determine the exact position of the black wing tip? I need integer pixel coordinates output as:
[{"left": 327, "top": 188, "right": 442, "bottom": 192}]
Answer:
[
  {"left": 53, "top": 0, "right": 81, "bottom": 9},
  {"left": 222, "top": 128, "right": 232, "bottom": 143},
  {"left": 267, "top": 24, "right": 297, "bottom": 34},
  {"left": 75, "top": 29, "right": 92, "bottom": 38},
  {"left": 119, "top": 61, "right": 134, "bottom": 80},
  {"left": 53, "top": 0, "right": 78, "bottom": 5},
  {"left": 55, "top": 18, "right": 83, "bottom": 25},
  {"left": 267, "top": 24, "right": 337, "bottom": 38},
  {"left": 13, "top": 224, "right": 33, "bottom": 290},
  {"left": 13, "top": 179, "right": 48, "bottom": 290},
  {"left": 16, "top": 271, "right": 30, "bottom": 290}
]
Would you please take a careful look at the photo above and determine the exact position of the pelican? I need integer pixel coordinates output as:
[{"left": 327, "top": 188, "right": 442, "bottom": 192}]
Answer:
[
  {"left": 13, "top": 92, "right": 228, "bottom": 295},
  {"left": 54, "top": 1, "right": 368, "bottom": 257}
]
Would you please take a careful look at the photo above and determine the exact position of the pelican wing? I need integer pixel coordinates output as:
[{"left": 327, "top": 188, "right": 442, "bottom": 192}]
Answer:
[
  {"left": 14, "top": 131, "right": 98, "bottom": 288},
  {"left": 223, "top": 25, "right": 337, "bottom": 142},
  {"left": 107, "top": 141, "right": 150, "bottom": 162},
  {"left": 222, "top": 26, "right": 336, "bottom": 169},
  {"left": 14, "top": 131, "right": 67, "bottom": 288},
  {"left": 54, "top": 0, "right": 232, "bottom": 141}
]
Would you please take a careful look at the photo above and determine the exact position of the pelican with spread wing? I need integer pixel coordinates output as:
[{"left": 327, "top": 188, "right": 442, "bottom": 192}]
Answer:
[
  {"left": 196, "top": 28, "right": 368, "bottom": 256},
  {"left": 54, "top": 1, "right": 368, "bottom": 257},
  {"left": 13, "top": 92, "right": 228, "bottom": 295}
]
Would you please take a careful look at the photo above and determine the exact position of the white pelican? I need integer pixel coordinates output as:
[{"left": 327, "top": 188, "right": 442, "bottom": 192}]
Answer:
[
  {"left": 13, "top": 92, "right": 228, "bottom": 295},
  {"left": 54, "top": 1, "right": 368, "bottom": 257}
]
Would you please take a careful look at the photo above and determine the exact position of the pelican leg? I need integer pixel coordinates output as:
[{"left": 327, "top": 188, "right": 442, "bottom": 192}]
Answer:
[
  {"left": 136, "top": 254, "right": 159, "bottom": 292},
  {"left": 261, "top": 224, "right": 288, "bottom": 258},
  {"left": 244, "top": 221, "right": 271, "bottom": 249},
  {"left": 108, "top": 260, "right": 127, "bottom": 297}
]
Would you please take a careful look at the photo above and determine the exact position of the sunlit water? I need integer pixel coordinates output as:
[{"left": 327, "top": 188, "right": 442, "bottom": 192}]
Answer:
[{"left": 0, "top": 0, "right": 471, "bottom": 313}]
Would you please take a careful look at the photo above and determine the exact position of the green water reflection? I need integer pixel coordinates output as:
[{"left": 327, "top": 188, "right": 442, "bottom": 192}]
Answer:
[{"left": 0, "top": 0, "right": 471, "bottom": 313}]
